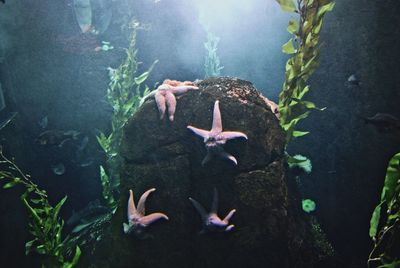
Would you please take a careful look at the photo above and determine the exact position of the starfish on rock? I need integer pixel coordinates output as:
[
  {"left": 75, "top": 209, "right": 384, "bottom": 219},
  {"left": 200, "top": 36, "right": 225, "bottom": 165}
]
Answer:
[
  {"left": 141, "top": 79, "right": 199, "bottom": 121},
  {"left": 187, "top": 100, "right": 248, "bottom": 165},
  {"left": 189, "top": 188, "right": 236, "bottom": 233},
  {"left": 123, "top": 188, "right": 169, "bottom": 237}
]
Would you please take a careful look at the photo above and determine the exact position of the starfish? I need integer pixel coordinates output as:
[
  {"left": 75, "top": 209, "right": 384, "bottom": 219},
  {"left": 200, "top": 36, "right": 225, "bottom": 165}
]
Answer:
[
  {"left": 141, "top": 81, "right": 199, "bottom": 121},
  {"left": 187, "top": 100, "right": 248, "bottom": 165},
  {"left": 189, "top": 188, "right": 236, "bottom": 233},
  {"left": 123, "top": 188, "right": 169, "bottom": 237}
]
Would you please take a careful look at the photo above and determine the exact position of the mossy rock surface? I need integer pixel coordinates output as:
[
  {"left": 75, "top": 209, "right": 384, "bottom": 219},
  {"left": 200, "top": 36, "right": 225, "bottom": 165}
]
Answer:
[{"left": 85, "top": 77, "right": 318, "bottom": 267}]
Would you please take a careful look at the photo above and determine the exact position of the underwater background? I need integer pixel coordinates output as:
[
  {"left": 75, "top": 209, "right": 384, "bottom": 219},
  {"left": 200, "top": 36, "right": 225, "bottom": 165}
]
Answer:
[{"left": 0, "top": 0, "right": 400, "bottom": 267}]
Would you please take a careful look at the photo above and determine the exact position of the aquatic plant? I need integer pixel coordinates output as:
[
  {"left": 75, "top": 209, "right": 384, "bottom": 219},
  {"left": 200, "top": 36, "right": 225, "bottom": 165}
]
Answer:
[
  {"left": 97, "top": 20, "right": 157, "bottom": 209},
  {"left": 368, "top": 152, "right": 400, "bottom": 268},
  {"left": 204, "top": 31, "right": 224, "bottom": 78},
  {"left": 275, "top": 0, "right": 334, "bottom": 145},
  {"left": 0, "top": 148, "right": 81, "bottom": 268}
]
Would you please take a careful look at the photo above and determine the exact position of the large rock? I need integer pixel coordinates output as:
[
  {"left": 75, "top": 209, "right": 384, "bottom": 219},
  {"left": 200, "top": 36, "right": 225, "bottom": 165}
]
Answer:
[{"left": 89, "top": 77, "right": 320, "bottom": 267}]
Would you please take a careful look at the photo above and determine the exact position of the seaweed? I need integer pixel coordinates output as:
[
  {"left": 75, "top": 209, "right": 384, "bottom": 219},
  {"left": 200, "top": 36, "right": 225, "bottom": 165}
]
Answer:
[
  {"left": 97, "top": 19, "right": 157, "bottom": 209},
  {"left": 204, "top": 30, "right": 224, "bottom": 78},
  {"left": 368, "top": 152, "right": 400, "bottom": 268},
  {"left": 0, "top": 148, "right": 81, "bottom": 268},
  {"left": 275, "top": 0, "right": 334, "bottom": 145}
]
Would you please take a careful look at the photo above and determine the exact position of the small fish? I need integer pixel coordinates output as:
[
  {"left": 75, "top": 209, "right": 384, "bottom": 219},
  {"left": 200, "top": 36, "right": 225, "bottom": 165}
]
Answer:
[
  {"left": 51, "top": 163, "right": 66, "bottom": 175},
  {"left": 0, "top": 112, "right": 17, "bottom": 131},
  {"left": 38, "top": 116, "right": 48, "bottom": 129},
  {"left": 35, "top": 130, "right": 80, "bottom": 147},
  {"left": 347, "top": 74, "right": 360, "bottom": 86},
  {"left": 0, "top": 0, "right": 5, "bottom": 4},
  {"left": 67, "top": 199, "right": 111, "bottom": 226},
  {"left": 77, "top": 135, "right": 89, "bottom": 151},
  {"left": 364, "top": 113, "right": 400, "bottom": 132}
]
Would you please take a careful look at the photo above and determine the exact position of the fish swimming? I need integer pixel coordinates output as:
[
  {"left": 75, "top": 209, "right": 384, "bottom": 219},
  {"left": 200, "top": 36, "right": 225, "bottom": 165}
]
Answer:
[
  {"left": 67, "top": 199, "right": 111, "bottom": 227},
  {"left": 347, "top": 74, "right": 360, "bottom": 86},
  {"left": 38, "top": 116, "right": 48, "bottom": 129},
  {"left": 35, "top": 130, "right": 80, "bottom": 147},
  {"left": 364, "top": 113, "right": 400, "bottom": 132}
]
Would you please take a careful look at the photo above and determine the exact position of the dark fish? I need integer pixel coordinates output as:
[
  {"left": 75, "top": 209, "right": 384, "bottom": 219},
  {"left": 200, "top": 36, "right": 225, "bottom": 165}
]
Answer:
[
  {"left": 0, "top": 112, "right": 17, "bottom": 131},
  {"left": 364, "top": 113, "right": 400, "bottom": 132},
  {"left": 35, "top": 130, "right": 80, "bottom": 147},
  {"left": 0, "top": 1, "right": 5, "bottom": 4},
  {"left": 67, "top": 199, "right": 111, "bottom": 226}
]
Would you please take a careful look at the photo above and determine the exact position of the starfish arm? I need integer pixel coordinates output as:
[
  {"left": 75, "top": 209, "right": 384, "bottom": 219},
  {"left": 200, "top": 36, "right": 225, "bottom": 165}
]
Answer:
[
  {"left": 155, "top": 91, "right": 166, "bottom": 120},
  {"left": 219, "top": 151, "right": 238, "bottom": 165},
  {"left": 223, "top": 209, "right": 236, "bottom": 223},
  {"left": 139, "top": 212, "right": 169, "bottom": 226},
  {"left": 137, "top": 188, "right": 156, "bottom": 215},
  {"left": 165, "top": 91, "right": 177, "bottom": 121},
  {"left": 127, "top": 190, "right": 137, "bottom": 220},
  {"left": 201, "top": 152, "right": 213, "bottom": 166},
  {"left": 211, "top": 100, "right": 223, "bottom": 133},
  {"left": 139, "top": 90, "right": 156, "bottom": 107},
  {"left": 189, "top": 197, "right": 208, "bottom": 221},
  {"left": 210, "top": 187, "right": 218, "bottom": 214},
  {"left": 187, "top": 126, "right": 210, "bottom": 139},
  {"left": 170, "top": 85, "right": 199, "bottom": 95},
  {"left": 220, "top": 131, "right": 248, "bottom": 141}
]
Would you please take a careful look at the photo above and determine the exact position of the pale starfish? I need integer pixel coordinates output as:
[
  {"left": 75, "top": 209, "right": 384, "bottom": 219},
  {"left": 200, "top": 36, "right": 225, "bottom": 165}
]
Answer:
[
  {"left": 189, "top": 188, "right": 236, "bottom": 233},
  {"left": 141, "top": 82, "right": 199, "bottom": 121},
  {"left": 123, "top": 188, "right": 169, "bottom": 236},
  {"left": 187, "top": 100, "right": 248, "bottom": 165}
]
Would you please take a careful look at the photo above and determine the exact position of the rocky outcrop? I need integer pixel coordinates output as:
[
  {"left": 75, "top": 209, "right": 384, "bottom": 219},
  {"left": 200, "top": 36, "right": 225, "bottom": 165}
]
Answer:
[{"left": 87, "top": 77, "right": 319, "bottom": 268}]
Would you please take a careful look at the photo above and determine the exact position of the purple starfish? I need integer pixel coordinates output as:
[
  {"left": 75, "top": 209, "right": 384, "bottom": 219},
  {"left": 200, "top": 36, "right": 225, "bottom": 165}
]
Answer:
[
  {"left": 123, "top": 188, "right": 169, "bottom": 237},
  {"left": 189, "top": 188, "right": 236, "bottom": 233},
  {"left": 187, "top": 100, "right": 248, "bottom": 165},
  {"left": 141, "top": 83, "right": 199, "bottom": 121}
]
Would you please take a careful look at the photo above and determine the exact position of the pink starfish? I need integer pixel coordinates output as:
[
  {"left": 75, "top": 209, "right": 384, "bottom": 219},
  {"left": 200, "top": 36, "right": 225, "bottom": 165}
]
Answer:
[
  {"left": 189, "top": 188, "right": 236, "bottom": 233},
  {"left": 187, "top": 100, "right": 248, "bottom": 165},
  {"left": 141, "top": 83, "right": 199, "bottom": 121},
  {"left": 123, "top": 188, "right": 169, "bottom": 236}
]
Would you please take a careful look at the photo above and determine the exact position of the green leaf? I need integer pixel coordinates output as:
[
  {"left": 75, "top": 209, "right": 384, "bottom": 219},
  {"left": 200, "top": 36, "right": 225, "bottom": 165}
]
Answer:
[
  {"left": 282, "top": 39, "right": 297, "bottom": 54},
  {"left": 25, "top": 239, "right": 37, "bottom": 255},
  {"left": 369, "top": 203, "right": 382, "bottom": 238},
  {"left": 3, "top": 180, "right": 18, "bottom": 189},
  {"left": 134, "top": 71, "right": 150, "bottom": 85},
  {"left": 317, "top": 2, "right": 336, "bottom": 18},
  {"left": 287, "top": 19, "right": 298, "bottom": 34},
  {"left": 293, "top": 131, "right": 310, "bottom": 137},
  {"left": 275, "top": 0, "right": 297, "bottom": 12},
  {"left": 62, "top": 246, "right": 81, "bottom": 268},
  {"left": 22, "top": 198, "right": 42, "bottom": 225},
  {"left": 53, "top": 196, "right": 67, "bottom": 223}
]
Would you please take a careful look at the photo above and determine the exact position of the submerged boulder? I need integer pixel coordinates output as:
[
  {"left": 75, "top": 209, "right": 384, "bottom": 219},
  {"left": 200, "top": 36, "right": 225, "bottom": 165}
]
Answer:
[{"left": 86, "top": 77, "right": 322, "bottom": 267}]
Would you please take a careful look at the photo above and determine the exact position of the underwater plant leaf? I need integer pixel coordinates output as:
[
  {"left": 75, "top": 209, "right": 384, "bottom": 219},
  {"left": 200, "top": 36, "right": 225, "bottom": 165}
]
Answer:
[
  {"left": 22, "top": 198, "right": 42, "bottom": 225},
  {"left": 25, "top": 239, "right": 37, "bottom": 255},
  {"left": 53, "top": 196, "right": 68, "bottom": 223},
  {"left": 275, "top": 0, "right": 297, "bottom": 12},
  {"left": 62, "top": 246, "right": 81, "bottom": 268},
  {"left": 292, "top": 131, "right": 310, "bottom": 137},
  {"left": 369, "top": 202, "right": 382, "bottom": 238},
  {"left": 282, "top": 39, "right": 297, "bottom": 54},
  {"left": 287, "top": 19, "right": 298, "bottom": 34},
  {"left": 377, "top": 260, "right": 400, "bottom": 268},
  {"left": 134, "top": 71, "right": 150, "bottom": 85},
  {"left": 2, "top": 178, "right": 20, "bottom": 189},
  {"left": 317, "top": 2, "right": 336, "bottom": 18}
]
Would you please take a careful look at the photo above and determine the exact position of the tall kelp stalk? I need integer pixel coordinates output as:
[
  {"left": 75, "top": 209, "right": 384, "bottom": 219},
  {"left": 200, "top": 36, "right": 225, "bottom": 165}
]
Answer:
[
  {"left": 204, "top": 31, "right": 224, "bottom": 78},
  {"left": 0, "top": 148, "right": 81, "bottom": 268},
  {"left": 97, "top": 20, "right": 157, "bottom": 209},
  {"left": 368, "top": 152, "right": 400, "bottom": 268},
  {"left": 275, "top": 0, "right": 334, "bottom": 146}
]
